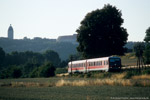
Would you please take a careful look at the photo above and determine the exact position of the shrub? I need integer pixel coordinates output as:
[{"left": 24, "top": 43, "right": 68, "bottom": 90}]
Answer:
[
  {"left": 39, "top": 62, "right": 56, "bottom": 77},
  {"left": 142, "top": 69, "right": 150, "bottom": 75},
  {"left": 11, "top": 66, "right": 22, "bottom": 78},
  {"left": 55, "top": 68, "right": 67, "bottom": 74},
  {"left": 29, "top": 68, "right": 39, "bottom": 78},
  {"left": 124, "top": 70, "right": 140, "bottom": 79}
]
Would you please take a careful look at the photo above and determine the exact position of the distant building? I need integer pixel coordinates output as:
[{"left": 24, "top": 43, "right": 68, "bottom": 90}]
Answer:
[
  {"left": 57, "top": 34, "right": 78, "bottom": 44},
  {"left": 8, "top": 24, "right": 14, "bottom": 39}
]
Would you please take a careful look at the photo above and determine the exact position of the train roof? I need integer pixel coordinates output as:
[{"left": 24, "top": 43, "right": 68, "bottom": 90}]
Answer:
[
  {"left": 68, "top": 59, "right": 86, "bottom": 64},
  {"left": 87, "top": 57, "right": 109, "bottom": 62}
]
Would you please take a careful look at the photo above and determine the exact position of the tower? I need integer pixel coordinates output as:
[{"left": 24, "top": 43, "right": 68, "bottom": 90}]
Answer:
[{"left": 8, "top": 24, "right": 14, "bottom": 39}]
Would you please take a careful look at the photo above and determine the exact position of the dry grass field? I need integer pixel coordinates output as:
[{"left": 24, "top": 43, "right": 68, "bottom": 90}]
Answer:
[{"left": 0, "top": 74, "right": 150, "bottom": 100}]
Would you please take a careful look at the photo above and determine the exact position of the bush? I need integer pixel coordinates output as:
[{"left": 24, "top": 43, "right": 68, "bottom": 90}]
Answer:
[
  {"left": 142, "top": 69, "right": 150, "bottom": 75},
  {"left": 39, "top": 62, "right": 56, "bottom": 77},
  {"left": 0, "top": 66, "right": 22, "bottom": 79},
  {"left": 29, "top": 68, "right": 39, "bottom": 78},
  {"left": 124, "top": 70, "right": 140, "bottom": 79},
  {"left": 55, "top": 68, "right": 67, "bottom": 74},
  {"left": 84, "top": 73, "right": 91, "bottom": 78},
  {"left": 11, "top": 66, "right": 22, "bottom": 78}
]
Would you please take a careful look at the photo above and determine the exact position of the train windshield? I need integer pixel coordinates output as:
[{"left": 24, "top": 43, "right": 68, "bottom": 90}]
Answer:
[{"left": 109, "top": 58, "right": 121, "bottom": 66}]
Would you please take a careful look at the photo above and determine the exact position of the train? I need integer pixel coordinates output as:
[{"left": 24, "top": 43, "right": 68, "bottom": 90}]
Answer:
[{"left": 68, "top": 56, "right": 121, "bottom": 73}]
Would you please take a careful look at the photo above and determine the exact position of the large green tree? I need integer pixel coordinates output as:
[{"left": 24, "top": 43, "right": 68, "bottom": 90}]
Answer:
[
  {"left": 76, "top": 4, "right": 128, "bottom": 58},
  {"left": 144, "top": 27, "right": 150, "bottom": 42},
  {"left": 144, "top": 27, "right": 150, "bottom": 64}
]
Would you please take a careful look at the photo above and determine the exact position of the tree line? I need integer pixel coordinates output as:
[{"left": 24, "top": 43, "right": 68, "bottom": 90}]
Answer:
[
  {"left": 0, "top": 48, "right": 68, "bottom": 79},
  {"left": 0, "top": 37, "right": 77, "bottom": 60}
]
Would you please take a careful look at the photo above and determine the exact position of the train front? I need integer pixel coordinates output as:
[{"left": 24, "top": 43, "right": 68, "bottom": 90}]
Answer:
[{"left": 109, "top": 57, "right": 121, "bottom": 71}]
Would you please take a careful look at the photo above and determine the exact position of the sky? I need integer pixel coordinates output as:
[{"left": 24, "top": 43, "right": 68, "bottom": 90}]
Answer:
[{"left": 0, "top": 0, "right": 150, "bottom": 41}]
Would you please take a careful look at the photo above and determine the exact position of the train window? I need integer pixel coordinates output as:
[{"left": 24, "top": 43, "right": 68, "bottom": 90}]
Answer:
[
  {"left": 106, "top": 61, "right": 108, "bottom": 65},
  {"left": 91, "top": 62, "right": 93, "bottom": 66},
  {"left": 96, "top": 62, "right": 98, "bottom": 66},
  {"left": 100, "top": 61, "right": 102, "bottom": 65}
]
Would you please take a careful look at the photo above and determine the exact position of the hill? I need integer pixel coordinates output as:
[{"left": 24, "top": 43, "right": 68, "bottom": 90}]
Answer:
[
  {"left": 0, "top": 37, "right": 77, "bottom": 60},
  {"left": 0, "top": 38, "right": 137, "bottom": 61}
]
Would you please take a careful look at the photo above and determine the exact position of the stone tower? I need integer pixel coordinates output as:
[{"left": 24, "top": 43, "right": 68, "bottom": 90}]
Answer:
[{"left": 8, "top": 24, "right": 14, "bottom": 39}]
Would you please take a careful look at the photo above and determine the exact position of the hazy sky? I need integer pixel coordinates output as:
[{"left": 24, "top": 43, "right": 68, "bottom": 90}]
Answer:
[{"left": 0, "top": 0, "right": 150, "bottom": 41}]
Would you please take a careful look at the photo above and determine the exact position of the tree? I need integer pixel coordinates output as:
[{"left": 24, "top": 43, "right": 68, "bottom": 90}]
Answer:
[
  {"left": 44, "top": 50, "right": 61, "bottom": 66},
  {"left": 144, "top": 27, "right": 150, "bottom": 64},
  {"left": 144, "top": 27, "right": 150, "bottom": 42},
  {"left": 39, "top": 62, "right": 56, "bottom": 77},
  {"left": 144, "top": 44, "right": 150, "bottom": 64},
  {"left": 11, "top": 66, "right": 22, "bottom": 78},
  {"left": 76, "top": 4, "right": 128, "bottom": 58},
  {"left": 0, "top": 47, "right": 5, "bottom": 67},
  {"left": 134, "top": 42, "right": 145, "bottom": 72}
]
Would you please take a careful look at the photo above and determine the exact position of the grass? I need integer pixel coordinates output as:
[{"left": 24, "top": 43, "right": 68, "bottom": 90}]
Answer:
[
  {"left": 1, "top": 68, "right": 150, "bottom": 87},
  {"left": 0, "top": 86, "right": 150, "bottom": 100},
  {"left": 0, "top": 72, "right": 150, "bottom": 100},
  {"left": 120, "top": 53, "right": 137, "bottom": 66},
  {"left": 132, "top": 75, "right": 150, "bottom": 80},
  {"left": 55, "top": 79, "right": 150, "bottom": 87}
]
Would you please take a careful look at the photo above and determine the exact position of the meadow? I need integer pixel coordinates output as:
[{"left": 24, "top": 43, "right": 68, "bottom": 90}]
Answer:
[
  {"left": 0, "top": 75, "right": 150, "bottom": 100},
  {"left": 0, "top": 54, "right": 150, "bottom": 100},
  {"left": 0, "top": 85, "right": 150, "bottom": 100}
]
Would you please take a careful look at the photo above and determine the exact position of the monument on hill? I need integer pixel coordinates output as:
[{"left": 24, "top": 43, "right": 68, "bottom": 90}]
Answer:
[{"left": 8, "top": 24, "right": 14, "bottom": 39}]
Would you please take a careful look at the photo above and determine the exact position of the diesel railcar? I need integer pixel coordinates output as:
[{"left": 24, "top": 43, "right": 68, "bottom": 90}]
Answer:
[{"left": 68, "top": 56, "right": 121, "bottom": 73}]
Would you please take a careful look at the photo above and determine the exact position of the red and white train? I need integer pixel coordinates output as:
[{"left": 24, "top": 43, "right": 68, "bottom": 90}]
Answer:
[{"left": 68, "top": 56, "right": 121, "bottom": 73}]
